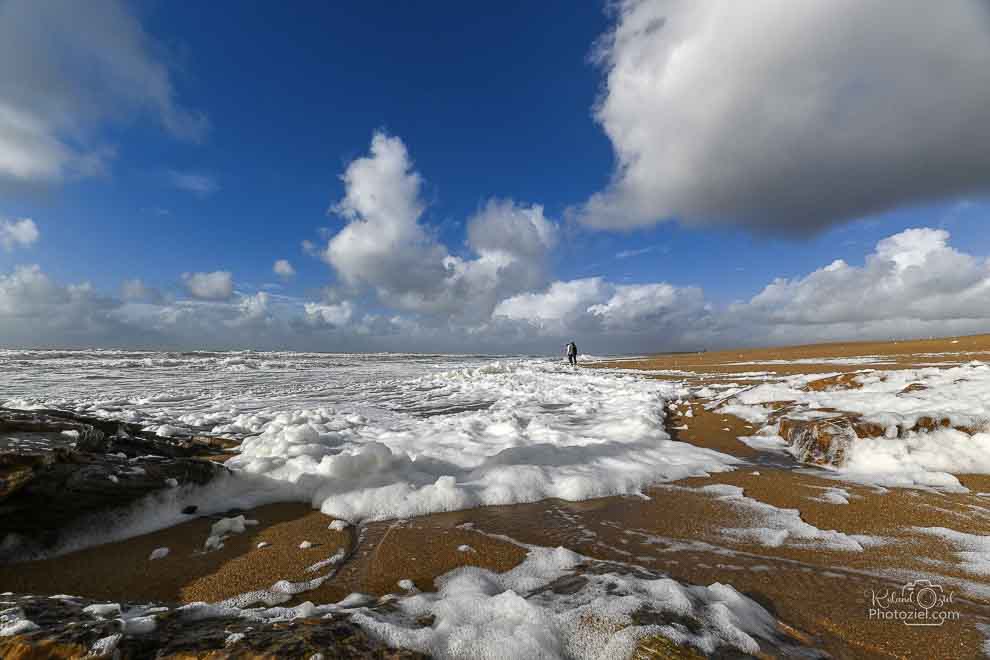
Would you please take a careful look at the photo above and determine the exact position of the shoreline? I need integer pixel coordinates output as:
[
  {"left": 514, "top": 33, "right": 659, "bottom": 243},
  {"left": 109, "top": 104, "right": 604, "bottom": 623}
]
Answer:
[{"left": 4, "top": 334, "right": 990, "bottom": 657}]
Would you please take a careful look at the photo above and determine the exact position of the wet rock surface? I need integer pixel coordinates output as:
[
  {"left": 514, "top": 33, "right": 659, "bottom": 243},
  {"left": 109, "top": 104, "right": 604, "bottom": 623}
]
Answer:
[
  {"left": 776, "top": 411, "right": 980, "bottom": 468},
  {"left": 777, "top": 417, "right": 856, "bottom": 466},
  {"left": 0, "top": 408, "right": 231, "bottom": 554},
  {"left": 0, "top": 593, "right": 427, "bottom": 659}
]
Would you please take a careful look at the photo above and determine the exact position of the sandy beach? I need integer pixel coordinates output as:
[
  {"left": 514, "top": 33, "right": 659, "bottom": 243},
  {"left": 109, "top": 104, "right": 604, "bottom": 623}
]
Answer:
[{"left": 4, "top": 335, "right": 990, "bottom": 657}]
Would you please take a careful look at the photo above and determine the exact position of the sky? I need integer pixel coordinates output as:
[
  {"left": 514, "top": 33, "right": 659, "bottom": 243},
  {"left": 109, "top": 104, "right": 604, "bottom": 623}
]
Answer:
[{"left": 2, "top": 0, "right": 990, "bottom": 354}]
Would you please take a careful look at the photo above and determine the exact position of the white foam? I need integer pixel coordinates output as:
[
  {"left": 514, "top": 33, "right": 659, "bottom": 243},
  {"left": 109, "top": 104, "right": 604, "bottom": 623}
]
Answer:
[
  {"left": 719, "top": 404, "right": 769, "bottom": 425},
  {"left": 698, "top": 485, "right": 876, "bottom": 551},
  {"left": 205, "top": 515, "right": 258, "bottom": 551},
  {"left": 714, "top": 362, "right": 990, "bottom": 486},
  {"left": 912, "top": 527, "right": 990, "bottom": 576},
  {"left": 808, "top": 488, "right": 851, "bottom": 505},
  {"left": 82, "top": 603, "right": 121, "bottom": 618},
  {"left": 89, "top": 633, "right": 122, "bottom": 656},
  {"left": 214, "top": 572, "right": 334, "bottom": 609},
  {"left": 737, "top": 435, "right": 789, "bottom": 453},
  {"left": 350, "top": 546, "right": 782, "bottom": 659},
  {"left": 839, "top": 430, "right": 990, "bottom": 490},
  {"left": 0, "top": 607, "right": 39, "bottom": 636},
  {"left": 306, "top": 548, "right": 346, "bottom": 574},
  {"left": 149, "top": 547, "right": 170, "bottom": 560},
  {"left": 4, "top": 354, "right": 739, "bottom": 552},
  {"left": 225, "top": 632, "right": 246, "bottom": 646},
  {"left": 977, "top": 623, "right": 990, "bottom": 656}
]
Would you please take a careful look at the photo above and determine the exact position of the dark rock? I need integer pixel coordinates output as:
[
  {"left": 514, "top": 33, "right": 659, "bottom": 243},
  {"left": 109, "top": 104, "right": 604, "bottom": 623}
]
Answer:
[
  {"left": 0, "top": 593, "right": 429, "bottom": 659},
  {"left": 182, "top": 504, "right": 199, "bottom": 515},
  {"left": 0, "top": 408, "right": 232, "bottom": 556}
]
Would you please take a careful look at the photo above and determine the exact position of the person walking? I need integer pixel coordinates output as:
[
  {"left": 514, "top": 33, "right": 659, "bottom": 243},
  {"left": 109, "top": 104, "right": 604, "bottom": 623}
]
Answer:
[{"left": 565, "top": 341, "right": 578, "bottom": 366}]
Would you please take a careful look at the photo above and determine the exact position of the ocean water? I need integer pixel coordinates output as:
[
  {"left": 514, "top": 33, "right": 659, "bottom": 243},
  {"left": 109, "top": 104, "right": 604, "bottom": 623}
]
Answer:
[
  {"left": 1, "top": 349, "right": 497, "bottom": 429},
  {"left": 1, "top": 349, "right": 736, "bottom": 541}
]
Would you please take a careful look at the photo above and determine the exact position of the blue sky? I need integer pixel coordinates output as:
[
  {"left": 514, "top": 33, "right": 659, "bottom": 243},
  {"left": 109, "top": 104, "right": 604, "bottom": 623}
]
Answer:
[{"left": 2, "top": 1, "right": 990, "bottom": 353}]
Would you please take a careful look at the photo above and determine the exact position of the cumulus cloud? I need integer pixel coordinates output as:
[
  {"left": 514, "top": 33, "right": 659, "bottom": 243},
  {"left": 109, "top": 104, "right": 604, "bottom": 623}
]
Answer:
[
  {"left": 492, "top": 226, "right": 990, "bottom": 351},
  {"left": 322, "top": 132, "right": 556, "bottom": 321},
  {"left": 304, "top": 301, "right": 354, "bottom": 328},
  {"left": 495, "top": 278, "right": 611, "bottom": 332},
  {"left": 5, "top": 227, "right": 990, "bottom": 353},
  {"left": 727, "top": 228, "right": 990, "bottom": 344},
  {"left": 182, "top": 271, "right": 234, "bottom": 300},
  {"left": 589, "top": 282, "right": 708, "bottom": 332},
  {"left": 0, "top": 0, "right": 207, "bottom": 186},
  {"left": 168, "top": 170, "right": 218, "bottom": 196},
  {"left": 0, "top": 218, "right": 38, "bottom": 250},
  {"left": 0, "top": 264, "right": 133, "bottom": 346},
  {"left": 323, "top": 132, "right": 443, "bottom": 299},
  {"left": 0, "top": 265, "right": 377, "bottom": 351},
  {"left": 579, "top": 0, "right": 990, "bottom": 234},
  {"left": 494, "top": 277, "right": 711, "bottom": 348},
  {"left": 235, "top": 291, "right": 271, "bottom": 324},
  {"left": 121, "top": 278, "right": 163, "bottom": 304},
  {"left": 273, "top": 259, "right": 295, "bottom": 279}
]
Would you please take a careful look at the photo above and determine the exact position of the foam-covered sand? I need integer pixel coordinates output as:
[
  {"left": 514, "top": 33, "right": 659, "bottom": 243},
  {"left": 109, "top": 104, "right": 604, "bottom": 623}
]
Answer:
[
  {"left": 3, "top": 353, "right": 738, "bottom": 549},
  {"left": 7, "top": 336, "right": 990, "bottom": 658}
]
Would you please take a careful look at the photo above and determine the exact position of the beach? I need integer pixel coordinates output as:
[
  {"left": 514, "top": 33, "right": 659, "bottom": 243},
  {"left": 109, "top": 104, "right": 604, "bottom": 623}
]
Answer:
[{"left": 3, "top": 336, "right": 990, "bottom": 658}]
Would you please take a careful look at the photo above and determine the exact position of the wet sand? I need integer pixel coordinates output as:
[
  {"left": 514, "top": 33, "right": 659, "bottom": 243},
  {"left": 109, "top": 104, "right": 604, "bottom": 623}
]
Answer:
[{"left": 5, "top": 334, "right": 990, "bottom": 658}]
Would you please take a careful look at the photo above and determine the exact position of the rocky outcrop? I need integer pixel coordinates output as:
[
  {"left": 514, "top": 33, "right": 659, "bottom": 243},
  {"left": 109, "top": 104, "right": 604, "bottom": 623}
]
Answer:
[
  {"left": 0, "top": 593, "right": 427, "bottom": 659},
  {"left": 777, "top": 417, "right": 856, "bottom": 465},
  {"left": 776, "top": 412, "right": 979, "bottom": 468},
  {"left": 0, "top": 559, "right": 824, "bottom": 659},
  {"left": 0, "top": 408, "right": 231, "bottom": 555}
]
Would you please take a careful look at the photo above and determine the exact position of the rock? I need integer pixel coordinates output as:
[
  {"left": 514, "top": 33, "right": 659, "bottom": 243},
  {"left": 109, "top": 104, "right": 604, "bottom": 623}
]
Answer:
[
  {"left": 0, "top": 593, "right": 428, "bottom": 659},
  {"left": 801, "top": 373, "right": 863, "bottom": 392},
  {"left": 632, "top": 633, "right": 706, "bottom": 660},
  {"left": 777, "top": 411, "right": 979, "bottom": 468},
  {"left": 777, "top": 417, "right": 856, "bottom": 466},
  {"left": 0, "top": 408, "right": 230, "bottom": 555}
]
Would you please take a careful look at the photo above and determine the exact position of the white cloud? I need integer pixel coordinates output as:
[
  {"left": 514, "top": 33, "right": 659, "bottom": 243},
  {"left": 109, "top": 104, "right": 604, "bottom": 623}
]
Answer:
[
  {"left": 492, "top": 226, "right": 990, "bottom": 351},
  {"left": 4, "top": 227, "right": 990, "bottom": 354},
  {"left": 0, "top": 0, "right": 207, "bottom": 186},
  {"left": 0, "top": 264, "right": 130, "bottom": 346},
  {"left": 589, "top": 282, "right": 708, "bottom": 332},
  {"left": 324, "top": 132, "right": 443, "bottom": 300},
  {"left": 236, "top": 291, "right": 271, "bottom": 324},
  {"left": 494, "top": 277, "right": 711, "bottom": 346},
  {"left": 301, "top": 239, "right": 320, "bottom": 257},
  {"left": 579, "top": 0, "right": 990, "bottom": 234},
  {"left": 304, "top": 301, "right": 353, "bottom": 328},
  {"left": 273, "top": 259, "right": 295, "bottom": 279},
  {"left": 322, "top": 132, "right": 556, "bottom": 321},
  {"left": 182, "top": 271, "right": 234, "bottom": 300},
  {"left": 495, "top": 278, "right": 611, "bottom": 332},
  {"left": 0, "top": 217, "right": 38, "bottom": 250},
  {"left": 467, "top": 199, "right": 556, "bottom": 262},
  {"left": 615, "top": 246, "right": 655, "bottom": 259},
  {"left": 730, "top": 228, "right": 990, "bottom": 341},
  {"left": 121, "top": 278, "right": 163, "bottom": 304},
  {"left": 168, "top": 170, "right": 218, "bottom": 196}
]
